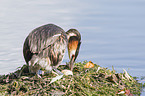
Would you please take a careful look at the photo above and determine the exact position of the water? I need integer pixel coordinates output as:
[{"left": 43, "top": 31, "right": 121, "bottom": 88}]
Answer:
[{"left": 0, "top": 0, "right": 145, "bottom": 95}]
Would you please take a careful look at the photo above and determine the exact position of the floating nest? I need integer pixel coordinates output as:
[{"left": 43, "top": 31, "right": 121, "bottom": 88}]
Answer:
[{"left": 0, "top": 61, "right": 144, "bottom": 95}]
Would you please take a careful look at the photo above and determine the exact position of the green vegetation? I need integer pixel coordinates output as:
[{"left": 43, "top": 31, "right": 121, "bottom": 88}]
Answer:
[{"left": 0, "top": 61, "right": 144, "bottom": 95}]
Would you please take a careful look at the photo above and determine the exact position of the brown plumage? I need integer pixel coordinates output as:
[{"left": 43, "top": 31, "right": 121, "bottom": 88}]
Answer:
[
  {"left": 66, "top": 29, "right": 81, "bottom": 70},
  {"left": 23, "top": 24, "right": 81, "bottom": 75}
]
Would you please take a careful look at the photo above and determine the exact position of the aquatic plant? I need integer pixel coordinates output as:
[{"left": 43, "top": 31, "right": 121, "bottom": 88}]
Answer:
[{"left": 0, "top": 61, "right": 144, "bottom": 95}]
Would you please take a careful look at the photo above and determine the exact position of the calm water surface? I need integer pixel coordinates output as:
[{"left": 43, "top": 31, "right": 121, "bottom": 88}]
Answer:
[{"left": 0, "top": 0, "right": 145, "bottom": 94}]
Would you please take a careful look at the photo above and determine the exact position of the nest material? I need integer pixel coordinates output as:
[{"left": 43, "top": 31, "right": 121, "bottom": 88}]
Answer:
[{"left": 0, "top": 61, "right": 143, "bottom": 95}]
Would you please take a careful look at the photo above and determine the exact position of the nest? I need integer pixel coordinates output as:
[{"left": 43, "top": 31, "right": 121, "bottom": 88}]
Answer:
[{"left": 0, "top": 61, "right": 143, "bottom": 95}]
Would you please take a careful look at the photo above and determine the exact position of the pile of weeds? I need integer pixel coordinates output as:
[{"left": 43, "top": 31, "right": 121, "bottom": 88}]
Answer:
[{"left": 0, "top": 61, "right": 144, "bottom": 95}]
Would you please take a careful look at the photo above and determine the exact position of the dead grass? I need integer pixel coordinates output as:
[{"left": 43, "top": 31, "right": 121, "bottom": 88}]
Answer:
[{"left": 0, "top": 61, "right": 144, "bottom": 95}]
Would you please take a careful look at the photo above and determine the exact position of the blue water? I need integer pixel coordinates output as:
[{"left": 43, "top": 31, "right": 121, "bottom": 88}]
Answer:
[{"left": 0, "top": 0, "right": 145, "bottom": 95}]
